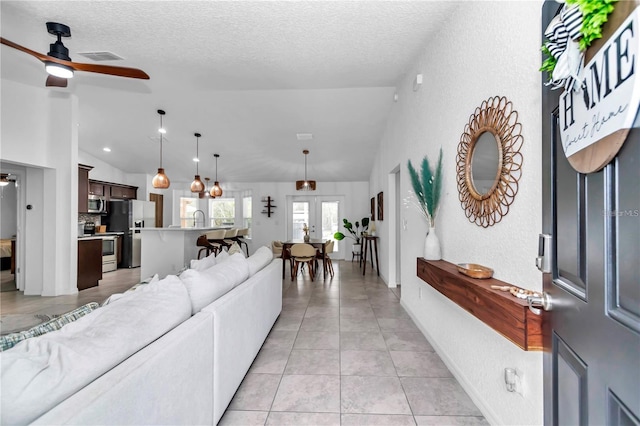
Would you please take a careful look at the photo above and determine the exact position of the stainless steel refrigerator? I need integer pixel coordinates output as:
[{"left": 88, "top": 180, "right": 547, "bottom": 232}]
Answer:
[{"left": 105, "top": 200, "right": 156, "bottom": 268}]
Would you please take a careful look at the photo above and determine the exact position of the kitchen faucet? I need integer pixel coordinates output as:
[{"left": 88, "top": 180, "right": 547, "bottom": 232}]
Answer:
[{"left": 193, "top": 210, "right": 205, "bottom": 228}]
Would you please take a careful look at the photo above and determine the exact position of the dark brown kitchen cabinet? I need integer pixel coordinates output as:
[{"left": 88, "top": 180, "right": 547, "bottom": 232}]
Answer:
[
  {"left": 116, "top": 235, "right": 122, "bottom": 265},
  {"left": 89, "top": 181, "right": 106, "bottom": 197},
  {"left": 78, "top": 164, "right": 93, "bottom": 214},
  {"left": 78, "top": 238, "right": 102, "bottom": 290},
  {"left": 109, "top": 185, "right": 137, "bottom": 200}
]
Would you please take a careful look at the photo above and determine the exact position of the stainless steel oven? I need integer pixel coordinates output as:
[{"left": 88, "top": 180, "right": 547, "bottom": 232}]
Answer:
[{"left": 102, "top": 236, "right": 117, "bottom": 273}]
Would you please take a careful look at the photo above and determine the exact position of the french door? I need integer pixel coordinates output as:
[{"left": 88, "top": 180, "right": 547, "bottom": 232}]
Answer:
[
  {"left": 541, "top": 2, "right": 640, "bottom": 424},
  {"left": 287, "top": 195, "right": 344, "bottom": 259}
]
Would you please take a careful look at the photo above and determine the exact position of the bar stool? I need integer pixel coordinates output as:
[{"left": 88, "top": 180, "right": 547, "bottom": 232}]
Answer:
[
  {"left": 196, "top": 235, "right": 218, "bottom": 259},
  {"left": 223, "top": 228, "right": 238, "bottom": 248},
  {"left": 234, "top": 228, "right": 250, "bottom": 256},
  {"left": 206, "top": 229, "right": 229, "bottom": 252}
]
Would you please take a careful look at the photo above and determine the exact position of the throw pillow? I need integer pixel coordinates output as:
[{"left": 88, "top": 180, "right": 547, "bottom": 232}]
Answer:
[
  {"left": 216, "top": 250, "right": 230, "bottom": 263},
  {"left": 227, "top": 242, "right": 244, "bottom": 257}
]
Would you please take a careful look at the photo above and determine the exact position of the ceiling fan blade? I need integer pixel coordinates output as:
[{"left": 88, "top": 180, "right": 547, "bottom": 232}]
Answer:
[
  {"left": 0, "top": 37, "right": 50, "bottom": 62},
  {"left": 68, "top": 61, "right": 149, "bottom": 79},
  {"left": 46, "top": 75, "right": 68, "bottom": 87},
  {"left": 1, "top": 36, "right": 149, "bottom": 80}
]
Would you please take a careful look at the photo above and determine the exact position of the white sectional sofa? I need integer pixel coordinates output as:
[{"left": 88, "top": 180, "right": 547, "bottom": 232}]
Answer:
[{"left": 1, "top": 247, "right": 282, "bottom": 425}]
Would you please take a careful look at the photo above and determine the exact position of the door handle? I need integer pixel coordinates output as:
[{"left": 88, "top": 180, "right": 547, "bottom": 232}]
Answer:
[{"left": 527, "top": 292, "right": 553, "bottom": 315}]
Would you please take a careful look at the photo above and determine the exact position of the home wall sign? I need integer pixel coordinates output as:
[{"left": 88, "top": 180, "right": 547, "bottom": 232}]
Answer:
[{"left": 559, "top": 2, "right": 640, "bottom": 173}]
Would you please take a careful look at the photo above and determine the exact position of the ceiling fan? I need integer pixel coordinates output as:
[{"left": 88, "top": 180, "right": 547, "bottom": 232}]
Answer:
[{"left": 0, "top": 22, "right": 149, "bottom": 88}]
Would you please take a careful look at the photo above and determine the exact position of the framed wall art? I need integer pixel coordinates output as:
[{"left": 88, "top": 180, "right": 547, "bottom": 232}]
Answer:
[
  {"left": 370, "top": 197, "right": 376, "bottom": 221},
  {"left": 377, "top": 191, "right": 384, "bottom": 221}
]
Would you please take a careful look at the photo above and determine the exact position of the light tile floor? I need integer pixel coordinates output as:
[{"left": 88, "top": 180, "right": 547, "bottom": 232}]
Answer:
[{"left": 220, "top": 260, "right": 488, "bottom": 426}]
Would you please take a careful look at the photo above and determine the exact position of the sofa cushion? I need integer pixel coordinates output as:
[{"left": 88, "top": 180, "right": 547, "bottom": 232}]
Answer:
[
  {"left": 0, "top": 274, "right": 191, "bottom": 425},
  {"left": 180, "top": 253, "right": 249, "bottom": 314},
  {"left": 190, "top": 252, "right": 217, "bottom": 271},
  {"left": 247, "top": 246, "right": 274, "bottom": 277},
  {"left": 216, "top": 250, "right": 230, "bottom": 263}
]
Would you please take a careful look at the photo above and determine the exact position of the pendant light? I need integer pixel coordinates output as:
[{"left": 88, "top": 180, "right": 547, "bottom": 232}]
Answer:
[
  {"left": 203, "top": 177, "right": 211, "bottom": 197},
  {"left": 296, "top": 149, "right": 316, "bottom": 191},
  {"left": 152, "top": 109, "right": 170, "bottom": 189},
  {"left": 190, "top": 132, "right": 205, "bottom": 193},
  {"left": 210, "top": 154, "right": 223, "bottom": 198}
]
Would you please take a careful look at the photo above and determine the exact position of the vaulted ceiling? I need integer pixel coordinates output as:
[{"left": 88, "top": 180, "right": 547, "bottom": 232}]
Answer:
[{"left": 1, "top": 1, "right": 459, "bottom": 183}]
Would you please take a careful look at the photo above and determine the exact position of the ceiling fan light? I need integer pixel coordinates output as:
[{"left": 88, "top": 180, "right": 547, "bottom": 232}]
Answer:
[
  {"left": 191, "top": 175, "right": 205, "bottom": 193},
  {"left": 45, "top": 62, "right": 73, "bottom": 79},
  {"left": 152, "top": 168, "right": 170, "bottom": 189}
]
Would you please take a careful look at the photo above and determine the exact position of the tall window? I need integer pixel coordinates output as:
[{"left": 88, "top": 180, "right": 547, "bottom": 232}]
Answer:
[
  {"left": 209, "top": 198, "right": 235, "bottom": 227},
  {"left": 179, "top": 197, "right": 199, "bottom": 228},
  {"left": 242, "top": 193, "right": 252, "bottom": 238}
]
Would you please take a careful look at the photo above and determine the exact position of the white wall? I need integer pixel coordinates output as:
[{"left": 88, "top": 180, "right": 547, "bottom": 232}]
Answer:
[
  {"left": 1, "top": 80, "right": 79, "bottom": 296},
  {"left": 372, "top": 1, "right": 544, "bottom": 425}
]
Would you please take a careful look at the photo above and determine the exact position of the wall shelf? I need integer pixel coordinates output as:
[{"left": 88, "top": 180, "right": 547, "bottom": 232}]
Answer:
[
  {"left": 416, "top": 258, "right": 544, "bottom": 351},
  {"left": 261, "top": 196, "right": 276, "bottom": 218}
]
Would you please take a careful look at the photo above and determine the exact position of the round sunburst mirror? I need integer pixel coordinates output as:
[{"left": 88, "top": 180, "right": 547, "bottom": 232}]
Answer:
[{"left": 456, "top": 96, "right": 523, "bottom": 227}]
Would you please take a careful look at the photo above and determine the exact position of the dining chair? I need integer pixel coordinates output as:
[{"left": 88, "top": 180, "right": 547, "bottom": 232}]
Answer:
[
  {"left": 289, "top": 243, "right": 317, "bottom": 281},
  {"left": 314, "top": 240, "right": 335, "bottom": 278}
]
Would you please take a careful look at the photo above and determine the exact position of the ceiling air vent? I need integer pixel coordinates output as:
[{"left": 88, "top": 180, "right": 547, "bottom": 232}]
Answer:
[
  {"left": 296, "top": 133, "right": 313, "bottom": 141},
  {"left": 77, "top": 51, "right": 124, "bottom": 61}
]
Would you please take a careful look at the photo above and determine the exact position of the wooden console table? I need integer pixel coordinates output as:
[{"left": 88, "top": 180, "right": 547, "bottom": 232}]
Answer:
[
  {"left": 362, "top": 236, "right": 379, "bottom": 276},
  {"left": 417, "top": 258, "right": 544, "bottom": 351}
]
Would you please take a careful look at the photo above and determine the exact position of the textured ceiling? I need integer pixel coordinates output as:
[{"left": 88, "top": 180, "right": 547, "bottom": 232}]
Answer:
[{"left": 1, "top": 1, "right": 459, "bottom": 183}]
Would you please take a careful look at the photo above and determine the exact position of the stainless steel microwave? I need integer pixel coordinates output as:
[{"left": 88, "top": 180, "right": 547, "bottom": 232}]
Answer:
[{"left": 87, "top": 195, "right": 107, "bottom": 214}]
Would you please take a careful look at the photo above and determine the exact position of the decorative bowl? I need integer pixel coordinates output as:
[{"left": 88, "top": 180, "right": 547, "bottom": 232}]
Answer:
[{"left": 457, "top": 263, "right": 494, "bottom": 279}]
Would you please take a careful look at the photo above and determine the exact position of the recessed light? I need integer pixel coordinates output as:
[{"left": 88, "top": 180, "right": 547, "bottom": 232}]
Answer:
[
  {"left": 103, "top": 147, "right": 111, "bottom": 152},
  {"left": 296, "top": 133, "right": 313, "bottom": 141},
  {"left": 193, "top": 157, "right": 199, "bottom": 162}
]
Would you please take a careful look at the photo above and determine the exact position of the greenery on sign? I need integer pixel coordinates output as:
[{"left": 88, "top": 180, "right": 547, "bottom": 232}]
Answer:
[
  {"left": 574, "top": 0, "right": 618, "bottom": 51},
  {"left": 407, "top": 148, "right": 443, "bottom": 228},
  {"left": 334, "top": 218, "right": 369, "bottom": 244},
  {"left": 540, "top": 0, "right": 618, "bottom": 79}
]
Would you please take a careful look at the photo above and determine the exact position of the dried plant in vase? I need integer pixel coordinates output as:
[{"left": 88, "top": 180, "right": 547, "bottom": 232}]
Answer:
[{"left": 407, "top": 147, "right": 443, "bottom": 260}]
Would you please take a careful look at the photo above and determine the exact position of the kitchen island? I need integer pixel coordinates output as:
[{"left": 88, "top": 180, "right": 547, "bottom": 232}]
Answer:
[{"left": 139, "top": 227, "right": 229, "bottom": 279}]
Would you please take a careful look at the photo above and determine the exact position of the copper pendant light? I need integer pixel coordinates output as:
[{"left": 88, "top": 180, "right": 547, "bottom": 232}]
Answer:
[
  {"left": 152, "top": 109, "right": 170, "bottom": 189},
  {"left": 210, "top": 154, "right": 223, "bottom": 198},
  {"left": 190, "top": 132, "right": 205, "bottom": 193},
  {"left": 295, "top": 149, "right": 316, "bottom": 191}
]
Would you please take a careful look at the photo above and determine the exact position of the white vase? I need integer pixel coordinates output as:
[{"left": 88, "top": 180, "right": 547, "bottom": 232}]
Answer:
[{"left": 423, "top": 225, "right": 442, "bottom": 260}]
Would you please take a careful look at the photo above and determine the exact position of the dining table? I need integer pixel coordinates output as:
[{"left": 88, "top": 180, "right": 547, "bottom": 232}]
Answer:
[{"left": 281, "top": 239, "right": 327, "bottom": 279}]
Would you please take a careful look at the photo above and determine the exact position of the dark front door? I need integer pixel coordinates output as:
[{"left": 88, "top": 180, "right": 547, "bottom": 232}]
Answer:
[{"left": 541, "top": 2, "right": 640, "bottom": 425}]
